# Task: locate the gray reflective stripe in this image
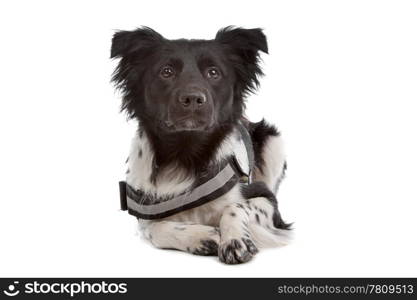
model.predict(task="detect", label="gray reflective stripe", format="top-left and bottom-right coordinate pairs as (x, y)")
top-left (127, 163), bottom-right (236, 215)
top-left (237, 121), bottom-right (255, 172)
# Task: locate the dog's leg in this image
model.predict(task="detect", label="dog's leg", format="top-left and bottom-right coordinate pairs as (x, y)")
top-left (242, 182), bottom-right (292, 248)
top-left (242, 181), bottom-right (290, 230)
top-left (218, 194), bottom-right (290, 264)
top-left (246, 196), bottom-right (284, 229)
top-left (218, 202), bottom-right (259, 264)
top-left (143, 221), bottom-right (220, 256)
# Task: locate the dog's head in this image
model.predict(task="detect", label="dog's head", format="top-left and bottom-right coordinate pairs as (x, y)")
top-left (111, 26), bottom-right (267, 133)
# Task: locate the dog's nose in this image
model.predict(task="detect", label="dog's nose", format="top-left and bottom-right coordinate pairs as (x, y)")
top-left (178, 92), bottom-right (207, 109)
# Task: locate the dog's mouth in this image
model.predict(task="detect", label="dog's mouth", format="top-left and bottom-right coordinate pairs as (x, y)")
top-left (164, 116), bottom-right (212, 132)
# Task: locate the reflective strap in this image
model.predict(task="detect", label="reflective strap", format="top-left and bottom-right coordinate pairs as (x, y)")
top-left (236, 121), bottom-right (255, 180)
top-left (126, 163), bottom-right (237, 219)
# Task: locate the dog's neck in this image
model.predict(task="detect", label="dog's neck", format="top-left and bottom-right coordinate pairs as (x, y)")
top-left (141, 123), bottom-right (234, 181)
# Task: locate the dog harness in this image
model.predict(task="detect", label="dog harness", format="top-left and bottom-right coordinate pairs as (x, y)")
top-left (119, 122), bottom-right (254, 220)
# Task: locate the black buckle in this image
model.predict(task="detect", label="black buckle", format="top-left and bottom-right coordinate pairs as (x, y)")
top-left (119, 181), bottom-right (127, 211)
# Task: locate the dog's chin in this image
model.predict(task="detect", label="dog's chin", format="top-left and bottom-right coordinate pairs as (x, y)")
top-left (164, 118), bottom-right (213, 132)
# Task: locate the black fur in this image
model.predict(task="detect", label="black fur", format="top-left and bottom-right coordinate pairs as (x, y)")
top-left (145, 124), bottom-right (233, 181)
top-left (111, 26), bottom-right (267, 179)
top-left (192, 239), bottom-right (219, 256)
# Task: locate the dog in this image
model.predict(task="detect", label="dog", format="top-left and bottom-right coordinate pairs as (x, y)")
top-left (111, 26), bottom-right (291, 264)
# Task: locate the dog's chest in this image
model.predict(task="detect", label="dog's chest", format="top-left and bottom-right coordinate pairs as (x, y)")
top-left (126, 133), bottom-right (194, 197)
top-left (125, 129), bottom-right (248, 224)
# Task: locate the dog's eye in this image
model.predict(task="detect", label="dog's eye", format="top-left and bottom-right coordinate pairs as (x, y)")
top-left (206, 67), bottom-right (221, 79)
top-left (160, 66), bottom-right (175, 78)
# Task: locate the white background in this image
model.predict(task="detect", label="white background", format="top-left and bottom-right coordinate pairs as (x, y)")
top-left (0, 0), bottom-right (416, 277)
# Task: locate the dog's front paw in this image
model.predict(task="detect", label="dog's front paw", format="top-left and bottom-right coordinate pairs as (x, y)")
top-left (218, 238), bottom-right (259, 264)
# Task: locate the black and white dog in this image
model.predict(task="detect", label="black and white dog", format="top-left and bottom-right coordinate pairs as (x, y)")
top-left (111, 26), bottom-right (291, 264)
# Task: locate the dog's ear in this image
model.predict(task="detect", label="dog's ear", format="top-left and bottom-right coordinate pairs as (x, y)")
top-left (215, 26), bottom-right (268, 55)
top-left (215, 26), bottom-right (268, 95)
top-left (110, 27), bottom-right (164, 58)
